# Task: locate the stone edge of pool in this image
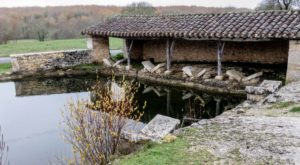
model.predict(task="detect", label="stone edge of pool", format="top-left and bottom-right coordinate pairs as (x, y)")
top-left (0, 65), bottom-right (246, 96)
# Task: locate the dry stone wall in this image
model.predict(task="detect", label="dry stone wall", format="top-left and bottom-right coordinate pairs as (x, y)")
top-left (11, 49), bottom-right (92, 73)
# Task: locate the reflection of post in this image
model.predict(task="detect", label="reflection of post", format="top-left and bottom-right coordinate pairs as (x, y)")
top-left (166, 89), bottom-right (171, 115)
top-left (215, 98), bottom-right (222, 116)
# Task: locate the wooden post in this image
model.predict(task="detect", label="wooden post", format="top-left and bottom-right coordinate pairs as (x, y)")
top-left (166, 39), bottom-right (175, 71)
top-left (217, 40), bottom-right (225, 76)
top-left (125, 39), bottom-right (134, 67)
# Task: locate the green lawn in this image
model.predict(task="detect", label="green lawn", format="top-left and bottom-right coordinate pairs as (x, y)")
top-left (115, 138), bottom-right (215, 165)
top-left (0, 38), bottom-right (123, 57)
top-left (0, 63), bottom-right (11, 74)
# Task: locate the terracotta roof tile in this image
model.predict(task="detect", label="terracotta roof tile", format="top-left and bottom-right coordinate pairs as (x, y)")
top-left (82, 10), bottom-right (300, 40)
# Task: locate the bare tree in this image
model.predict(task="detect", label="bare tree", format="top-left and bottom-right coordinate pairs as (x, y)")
top-left (256, 0), bottom-right (300, 10)
top-left (121, 2), bottom-right (156, 16)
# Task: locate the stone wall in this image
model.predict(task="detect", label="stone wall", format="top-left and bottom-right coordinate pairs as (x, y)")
top-left (286, 40), bottom-right (300, 83)
top-left (91, 37), bottom-right (110, 63)
top-left (138, 40), bottom-right (289, 64)
top-left (11, 49), bottom-right (91, 73)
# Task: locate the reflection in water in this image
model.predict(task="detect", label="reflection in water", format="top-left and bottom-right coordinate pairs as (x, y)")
top-left (0, 127), bottom-right (8, 165)
top-left (13, 76), bottom-right (244, 124)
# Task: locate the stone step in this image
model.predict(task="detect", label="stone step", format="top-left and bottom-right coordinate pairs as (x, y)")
top-left (140, 114), bottom-right (180, 141)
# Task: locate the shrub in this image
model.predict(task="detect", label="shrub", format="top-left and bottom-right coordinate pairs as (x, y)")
top-left (62, 77), bottom-right (145, 164)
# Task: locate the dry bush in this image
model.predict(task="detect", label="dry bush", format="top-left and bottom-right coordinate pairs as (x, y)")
top-left (62, 78), bottom-right (145, 165)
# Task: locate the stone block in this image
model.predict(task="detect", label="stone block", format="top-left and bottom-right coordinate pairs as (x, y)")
top-left (141, 114), bottom-right (180, 141)
top-left (245, 86), bottom-right (268, 95)
top-left (182, 66), bottom-right (194, 77)
top-left (215, 75), bottom-right (225, 80)
top-left (196, 69), bottom-right (207, 78)
top-left (226, 70), bottom-right (245, 82)
top-left (247, 94), bottom-right (267, 102)
top-left (260, 80), bottom-right (282, 93)
top-left (142, 60), bottom-right (155, 72)
top-left (242, 72), bottom-right (263, 82)
top-left (103, 58), bottom-right (114, 67)
top-left (151, 63), bottom-right (165, 73)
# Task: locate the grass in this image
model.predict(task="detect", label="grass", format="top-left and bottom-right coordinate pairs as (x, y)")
top-left (290, 106), bottom-right (300, 113)
top-left (0, 63), bottom-right (11, 74)
top-left (269, 102), bottom-right (295, 109)
top-left (0, 38), bottom-right (123, 57)
top-left (115, 138), bottom-right (215, 165)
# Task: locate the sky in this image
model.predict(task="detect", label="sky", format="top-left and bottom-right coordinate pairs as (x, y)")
top-left (0, 0), bottom-right (262, 9)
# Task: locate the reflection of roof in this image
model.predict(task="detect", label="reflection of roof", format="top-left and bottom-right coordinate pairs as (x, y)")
top-left (82, 10), bottom-right (300, 40)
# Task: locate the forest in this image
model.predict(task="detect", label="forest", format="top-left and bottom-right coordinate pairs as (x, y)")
top-left (0, 5), bottom-right (249, 44)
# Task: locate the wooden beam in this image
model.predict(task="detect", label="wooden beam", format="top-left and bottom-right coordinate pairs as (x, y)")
top-left (217, 40), bottom-right (225, 76)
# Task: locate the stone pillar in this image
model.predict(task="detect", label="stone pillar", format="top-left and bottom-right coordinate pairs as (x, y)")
top-left (286, 40), bottom-right (300, 83)
top-left (90, 37), bottom-right (110, 63)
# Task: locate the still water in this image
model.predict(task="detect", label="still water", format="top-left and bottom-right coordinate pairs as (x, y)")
top-left (0, 76), bottom-right (243, 164)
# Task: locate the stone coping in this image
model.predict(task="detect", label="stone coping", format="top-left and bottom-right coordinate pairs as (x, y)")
top-left (10, 49), bottom-right (91, 57)
top-left (0, 66), bottom-right (246, 96)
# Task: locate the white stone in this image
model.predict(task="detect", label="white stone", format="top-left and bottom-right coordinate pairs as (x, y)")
top-left (182, 66), bottom-right (194, 77)
top-left (122, 119), bottom-right (149, 142)
top-left (242, 72), bottom-right (263, 82)
top-left (141, 114), bottom-right (180, 141)
top-left (164, 70), bottom-right (172, 76)
top-left (151, 63), bottom-right (166, 73)
top-left (182, 92), bottom-right (193, 100)
top-left (196, 69), bottom-right (207, 78)
top-left (260, 80), bottom-right (282, 93)
top-left (142, 61), bottom-right (155, 72)
top-left (113, 58), bottom-right (127, 67)
top-left (215, 75), bottom-right (225, 80)
top-left (226, 70), bottom-right (245, 82)
top-left (245, 86), bottom-right (268, 95)
top-left (103, 58), bottom-right (114, 67)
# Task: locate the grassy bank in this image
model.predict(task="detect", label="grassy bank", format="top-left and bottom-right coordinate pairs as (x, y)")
top-left (0, 38), bottom-right (123, 57)
top-left (114, 136), bottom-right (215, 165)
top-left (0, 63), bottom-right (11, 74)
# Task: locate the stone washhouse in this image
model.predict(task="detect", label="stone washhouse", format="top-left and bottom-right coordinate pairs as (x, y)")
top-left (82, 10), bottom-right (300, 84)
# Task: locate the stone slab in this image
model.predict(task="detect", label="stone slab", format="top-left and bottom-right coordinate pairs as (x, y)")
top-left (260, 80), bottom-right (282, 93)
top-left (141, 114), bottom-right (180, 141)
top-left (151, 63), bottom-right (165, 73)
top-left (122, 119), bottom-right (149, 142)
top-left (196, 69), bottom-right (207, 78)
top-left (245, 86), bottom-right (268, 95)
top-left (182, 66), bottom-right (194, 77)
top-left (142, 61), bottom-right (155, 72)
top-left (242, 72), bottom-right (263, 82)
top-left (226, 70), bottom-right (245, 82)
top-left (103, 58), bottom-right (114, 67)
top-left (247, 94), bottom-right (267, 102)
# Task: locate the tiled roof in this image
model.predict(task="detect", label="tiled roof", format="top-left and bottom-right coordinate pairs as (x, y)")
top-left (82, 10), bottom-right (300, 40)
